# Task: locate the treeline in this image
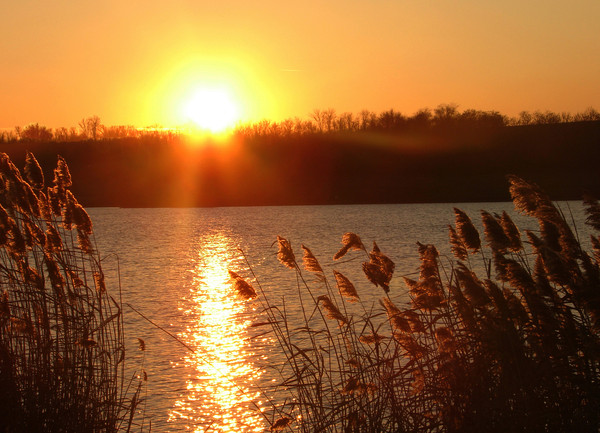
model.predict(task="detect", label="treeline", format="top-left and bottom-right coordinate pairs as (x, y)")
top-left (236, 105), bottom-right (600, 138)
top-left (2, 106), bottom-right (600, 207)
top-left (0, 116), bottom-right (181, 143)
top-left (2, 105), bottom-right (600, 142)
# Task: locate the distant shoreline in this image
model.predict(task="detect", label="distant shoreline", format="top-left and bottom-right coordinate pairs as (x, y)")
top-left (2, 121), bottom-right (599, 208)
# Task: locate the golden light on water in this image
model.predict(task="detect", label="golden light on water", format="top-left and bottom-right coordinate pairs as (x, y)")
top-left (170, 232), bottom-right (265, 432)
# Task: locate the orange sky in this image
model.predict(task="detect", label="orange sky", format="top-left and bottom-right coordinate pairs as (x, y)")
top-left (2, 0), bottom-right (599, 129)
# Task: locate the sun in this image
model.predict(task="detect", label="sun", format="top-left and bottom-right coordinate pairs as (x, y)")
top-left (183, 87), bottom-right (240, 134)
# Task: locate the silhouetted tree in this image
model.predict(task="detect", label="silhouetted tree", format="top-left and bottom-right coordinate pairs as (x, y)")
top-left (359, 110), bottom-right (377, 130)
top-left (20, 123), bottom-right (53, 141)
top-left (79, 115), bottom-right (102, 140)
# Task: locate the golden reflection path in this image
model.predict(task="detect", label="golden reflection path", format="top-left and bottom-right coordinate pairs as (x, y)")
top-left (169, 232), bottom-right (265, 432)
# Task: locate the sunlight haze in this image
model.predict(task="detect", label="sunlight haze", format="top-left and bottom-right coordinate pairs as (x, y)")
top-left (1, 0), bottom-right (599, 128)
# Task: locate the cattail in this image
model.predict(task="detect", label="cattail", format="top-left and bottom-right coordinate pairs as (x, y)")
top-left (301, 244), bottom-right (323, 273)
top-left (228, 270), bottom-right (257, 300)
top-left (270, 416), bottom-right (292, 431)
top-left (481, 210), bottom-right (511, 252)
top-left (333, 232), bottom-right (364, 260)
top-left (381, 297), bottom-right (411, 333)
top-left (453, 208), bottom-right (481, 252)
top-left (500, 211), bottom-right (522, 252)
top-left (448, 225), bottom-right (468, 260)
top-left (333, 270), bottom-right (359, 302)
top-left (317, 295), bottom-right (347, 325)
top-left (24, 151), bottom-right (44, 190)
top-left (276, 235), bottom-right (296, 269)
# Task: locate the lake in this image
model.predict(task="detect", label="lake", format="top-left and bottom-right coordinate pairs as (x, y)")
top-left (88, 201), bottom-right (589, 432)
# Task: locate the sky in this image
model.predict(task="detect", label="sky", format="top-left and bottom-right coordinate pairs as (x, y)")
top-left (1, 0), bottom-right (599, 129)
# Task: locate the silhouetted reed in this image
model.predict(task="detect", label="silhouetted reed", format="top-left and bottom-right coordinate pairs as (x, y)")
top-left (234, 175), bottom-right (600, 432)
top-left (0, 152), bottom-right (142, 432)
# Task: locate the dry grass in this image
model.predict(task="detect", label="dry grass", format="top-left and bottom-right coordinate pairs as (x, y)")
top-left (0, 152), bottom-right (143, 432)
top-left (234, 175), bottom-right (600, 432)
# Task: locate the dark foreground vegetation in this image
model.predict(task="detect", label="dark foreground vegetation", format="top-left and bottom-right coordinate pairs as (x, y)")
top-left (237, 176), bottom-right (600, 432)
top-left (2, 150), bottom-right (600, 432)
top-left (1, 106), bottom-right (599, 207)
top-left (0, 153), bottom-right (144, 431)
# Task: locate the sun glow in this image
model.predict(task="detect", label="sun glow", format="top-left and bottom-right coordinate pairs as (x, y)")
top-left (183, 87), bottom-right (240, 134)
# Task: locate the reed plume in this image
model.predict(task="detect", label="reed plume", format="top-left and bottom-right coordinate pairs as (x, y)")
top-left (448, 225), bottom-right (468, 260)
top-left (333, 270), bottom-right (359, 302)
top-left (333, 232), bottom-right (364, 260)
top-left (228, 270), bottom-right (257, 300)
top-left (301, 244), bottom-right (323, 273)
top-left (363, 241), bottom-right (395, 292)
top-left (453, 208), bottom-right (481, 252)
top-left (0, 152), bottom-right (142, 432)
top-left (481, 210), bottom-right (511, 252)
top-left (24, 151), bottom-right (44, 190)
top-left (276, 235), bottom-right (296, 269)
top-left (500, 211), bottom-right (522, 251)
top-left (243, 173), bottom-right (600, 433)
top-left (317, 295), bottom-right (347, 325)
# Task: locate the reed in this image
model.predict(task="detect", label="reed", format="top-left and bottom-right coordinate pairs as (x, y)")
top-left (234, 175), bottom-right (600, 432)
top-left (0, 152), bottom-right (142, 432)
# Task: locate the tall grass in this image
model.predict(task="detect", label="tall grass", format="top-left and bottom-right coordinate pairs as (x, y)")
top-left (0, 152), bottom-right (142, 431)
top-left (234, 176), bottom-right (600, 432)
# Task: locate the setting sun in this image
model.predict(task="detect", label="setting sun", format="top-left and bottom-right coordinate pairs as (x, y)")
top-left (183, 87), bottom-right (240, 134)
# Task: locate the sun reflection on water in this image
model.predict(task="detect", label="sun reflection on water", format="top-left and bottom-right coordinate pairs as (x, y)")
top-left (169, 232), bottom-right (265, 432)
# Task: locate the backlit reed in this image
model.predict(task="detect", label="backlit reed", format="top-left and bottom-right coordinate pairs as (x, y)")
top-left (233, 175), bottom-right (600, 432)
top-left (0, 152), bottom-right (143, 432)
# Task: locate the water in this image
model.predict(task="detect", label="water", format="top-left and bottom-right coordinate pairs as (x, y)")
top-left (88, 202), bottom-right (589, 432)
